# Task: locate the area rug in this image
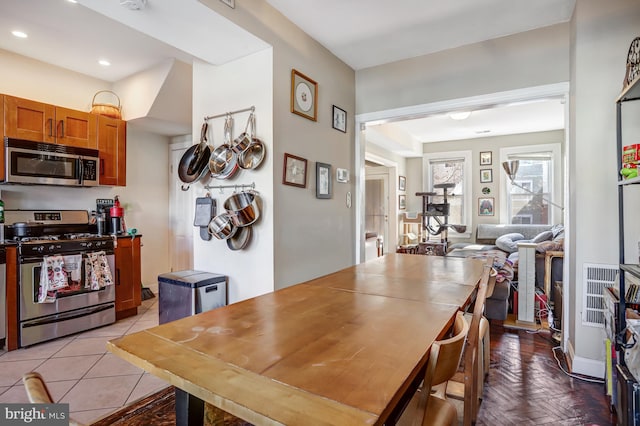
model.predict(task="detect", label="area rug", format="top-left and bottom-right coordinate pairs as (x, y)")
top-left (92, 387), bottom-right (176, 426)
top-left (91, 386), bottom-right (252, 426)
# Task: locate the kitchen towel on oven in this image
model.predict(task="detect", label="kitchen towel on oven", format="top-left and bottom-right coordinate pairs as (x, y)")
top-left (38, 255), bottom-right (69, 303)
top-left (63, 254), bottom-right (83, 292)
top-left (85, 251), bottom-right (114, 290)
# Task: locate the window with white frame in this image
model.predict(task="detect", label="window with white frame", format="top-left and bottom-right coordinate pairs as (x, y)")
top-left (423, 151), bottom-right (472, 238)
top-left (500, 144), bottom-right (562, 225)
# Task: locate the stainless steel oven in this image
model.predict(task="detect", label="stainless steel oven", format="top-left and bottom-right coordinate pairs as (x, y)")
top-left (4, 138), bottom-right (99, 187)
top-left (6, 209), bottom-right (117, 347)
top-left (19, 250), bottom-right (115, 347)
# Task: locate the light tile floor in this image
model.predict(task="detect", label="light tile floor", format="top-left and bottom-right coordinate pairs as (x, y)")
top-left (0, 284), bottom-right (167, 425)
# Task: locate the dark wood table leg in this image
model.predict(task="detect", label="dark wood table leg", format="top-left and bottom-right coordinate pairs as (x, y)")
top-left (175, 388), bottom-right (204, 426)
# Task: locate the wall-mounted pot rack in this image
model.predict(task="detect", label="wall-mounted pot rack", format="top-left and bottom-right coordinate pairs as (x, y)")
top-left (204, 106), bottom-right (255, 122)
top-left (204, 182), bottom-right (256, 193)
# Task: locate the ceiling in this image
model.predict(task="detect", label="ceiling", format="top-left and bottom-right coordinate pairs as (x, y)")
top-left (0, 0), bottom-right (573, 147)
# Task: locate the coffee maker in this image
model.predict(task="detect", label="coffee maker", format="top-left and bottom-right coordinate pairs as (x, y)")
top-left (96, 199), bottom-right (113, 234)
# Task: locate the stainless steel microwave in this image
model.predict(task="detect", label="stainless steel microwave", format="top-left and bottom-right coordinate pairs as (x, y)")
top-left (4, 138), bottom-right (99, 187)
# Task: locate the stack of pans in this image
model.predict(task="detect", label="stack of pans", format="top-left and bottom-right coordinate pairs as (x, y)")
top-left (208, 190), bottom-right (260, 251)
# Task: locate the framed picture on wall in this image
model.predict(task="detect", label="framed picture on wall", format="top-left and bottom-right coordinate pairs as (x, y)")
top-left (399, 194), bottom-right (406, 210)
top-left (316, 162), bottom-right (332, 199)
top-left (332, 105), bottom-right (347, 132)
top-left (480, 151), bottom-right (492, 165)
top-left (480, 169), bottom-right (493, 183)
top-left (478, 197), bottom-right (495, 216)
top-left (283, 153), bottom-right (308, 188)
top-left (291, 69), bottom-right (318, 121)
top-left (399, 176), bottom-right (406, 191)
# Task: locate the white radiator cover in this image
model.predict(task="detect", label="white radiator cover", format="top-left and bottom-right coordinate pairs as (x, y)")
top-left (582, 263), bottom-right (618, 327)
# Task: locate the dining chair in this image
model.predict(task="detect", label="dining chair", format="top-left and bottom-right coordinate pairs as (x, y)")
top-left (461, 261), bottom-right (493, 425)
top-left (22, 372), bottom-right (84, 426)
top-left (442, 260), bottom-right (494, 426)
top-left (463, 312), bottom-right (490, 395)
top-left (419, 310), bottom-right (470, 426)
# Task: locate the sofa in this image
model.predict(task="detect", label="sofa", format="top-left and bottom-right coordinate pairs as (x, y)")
top-left (446, 223), bottom-right (565, 321)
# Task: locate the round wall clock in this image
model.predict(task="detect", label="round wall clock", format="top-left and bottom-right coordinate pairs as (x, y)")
top-left (624, 37), bottom-right (640, 87)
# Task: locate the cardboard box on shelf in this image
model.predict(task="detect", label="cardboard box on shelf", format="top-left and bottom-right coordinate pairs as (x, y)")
top-left (623, 144), bottom-right (640, 164)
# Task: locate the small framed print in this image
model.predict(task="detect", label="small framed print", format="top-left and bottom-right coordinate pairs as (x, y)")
top-left (316, 162), bottom-right (332, 199)
top-left (480, 169), bottom-right (493, 183)
top-left (291, 69), bottom-right (318, 121)
top-left (399, 194), bottom-right (406, 210)
top-left (283, 153), bottom-right (308, 188)
top-left (480, 151), bottom-right (492, 165)
top-left (478, 197), bottom-right (495, 216)
top-left (399, 175), bottom-right (406, 191)
top-left (332, 105), bottom-right (347, 132)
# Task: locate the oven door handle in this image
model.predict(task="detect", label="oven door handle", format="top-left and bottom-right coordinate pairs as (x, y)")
top-left (21, 302), bottom-right (114, 328)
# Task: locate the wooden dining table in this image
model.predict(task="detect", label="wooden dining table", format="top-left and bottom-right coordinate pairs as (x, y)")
top-left (107, 253), bottom-right (487, 426)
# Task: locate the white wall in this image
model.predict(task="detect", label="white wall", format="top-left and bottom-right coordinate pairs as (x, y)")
top-left (199, 0), bottom-right (357, 289)
top-left (191, 49), bottom-right (275, 303)
top-left (569, 0), bottom-right (640, 369)
top-left (0, 49), bottom-right (171, 288)
top-left (356, 23), bottom-right (570, 115)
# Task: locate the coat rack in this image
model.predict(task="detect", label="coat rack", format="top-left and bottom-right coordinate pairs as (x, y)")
top-left (204, 106), bottom-right (255, 122)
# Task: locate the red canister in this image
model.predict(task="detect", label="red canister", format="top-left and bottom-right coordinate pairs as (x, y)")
top-left (109, 196), bottom-right (124, 218)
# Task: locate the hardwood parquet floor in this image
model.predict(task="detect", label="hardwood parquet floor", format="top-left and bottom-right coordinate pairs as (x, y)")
top-left (476, 322), bottom-right (615, 426)
top-left (93, 321), bottom-right (616, 425)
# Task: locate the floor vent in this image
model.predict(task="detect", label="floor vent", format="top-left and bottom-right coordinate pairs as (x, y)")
top-left (582, 263), bottom-right (618, 327)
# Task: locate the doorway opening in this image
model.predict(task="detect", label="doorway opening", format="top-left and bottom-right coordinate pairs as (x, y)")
top-left (169, 139), bottom-right (194, 273)
top-left (354, 83), bottom-right (570, 348)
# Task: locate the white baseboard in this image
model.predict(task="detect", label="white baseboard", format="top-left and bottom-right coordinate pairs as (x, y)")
top-left (567, 340), bottom-right (605, 379)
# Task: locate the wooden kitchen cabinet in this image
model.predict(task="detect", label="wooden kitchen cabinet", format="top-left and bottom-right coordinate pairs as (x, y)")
top-left (55, 106), bottom-right (97, 148)
top-left (4, 95), bottom-right (97, 148)
top-left (97, 115), bottom-right (126, 186)
top-left (114, 235), bottom-right (141, 320)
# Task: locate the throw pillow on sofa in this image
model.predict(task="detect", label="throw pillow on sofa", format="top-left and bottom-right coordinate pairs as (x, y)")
top-left (532, 230), bottom-right (554, 243)
top-left (495, 233), bottom-right (526, 253)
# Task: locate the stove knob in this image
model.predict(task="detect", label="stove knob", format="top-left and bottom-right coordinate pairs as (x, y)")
top-left (86, 241), bottom-right (93, 248)
top-left (36, 245), bottom-right (44, 253)
top-left (49, 245), bottom-right (55, 252)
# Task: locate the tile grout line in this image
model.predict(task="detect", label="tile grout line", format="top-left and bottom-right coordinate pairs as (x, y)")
top-left (0, 299), bottom-right (159, 415)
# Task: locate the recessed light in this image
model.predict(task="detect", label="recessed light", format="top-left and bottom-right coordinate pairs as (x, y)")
top-left (11, 30), bottom-right (28, 39)
top-left (67, 0), bottom-right (78, 3)
top-left (98, 59), bottom-right (111, 67)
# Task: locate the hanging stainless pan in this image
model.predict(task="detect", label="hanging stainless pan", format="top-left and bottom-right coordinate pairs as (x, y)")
top-left (238, 137), bottom-right (266, 170)
top-left (208, 213), bottom-right (237, 240)
top-left (231, 112), bottom-right (254, 154)
top-left (226, 224), bottom-right (252, 250)
top-left (179, 122), bottom-right (211, 190)
top-left (209, 115), bottom-right (238, 179)
top-left (223, 190), bottom-right (260, 227)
